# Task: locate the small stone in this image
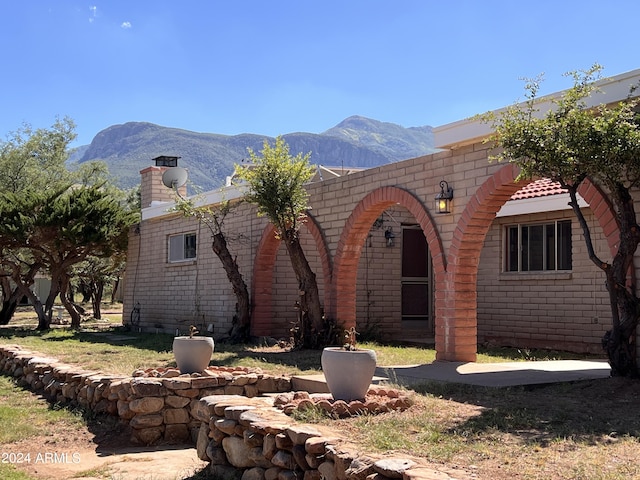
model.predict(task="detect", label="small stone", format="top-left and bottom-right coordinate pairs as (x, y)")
top-left (275, 432), bottom-right (293, 449)
top-left (345, 457), bottom-right (376, 480)
top-left (242, 467), bottom-right (266, 480)
top-left (318, 460), bottom-right (337, 480)
top-left (215, 418), bottom-right (238, 435)
top-left (223, 436), bottom-right (256, 468)
top-left (373, 458), bottom-right (417, 479)
top-left (130, 413), bottom-right (164, 429)
top-left (263, 433), bottom-right (277, 460)
top-left (286, 425), bottom-right (321, 446)
top-left (164, 423), bottom-right (190, 443)
top-left (129, 396), bottom-right (164, 414)
top-left (305, 436), bottom-right (332, 455)
top-left (207, 444), bottom-right (228, 464)
top-left (265, 467), bottom-right (282, 480)
top-left (244, 429), bottom-right (264, 447)
top-left (211, 464), bottom-right (243, 480)
top-left (292, 444), bottom-right (310, 470)
top-left (165, 395), bottom-right (191, 408)
top-left (271, 450), bottom-right (295, 470)
top-left (402, 467), bottom-right (450, 480)
top-left (162, 377), bottom-right (193, 390)
top-left (248, 446), bottom-right (273, 469)
top-left (164, 407), bottom-right (190, 424)
top-left (274, 393), bottom-right (294, 407)
top-left (303, 470), bottom-right (322, 480)
top-left (131, 427), bottom-right (163, 445)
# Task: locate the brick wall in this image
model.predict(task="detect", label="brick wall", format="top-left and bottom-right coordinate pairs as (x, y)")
top-left (124, 143), bottom-right (633, 360)
top-left (477, 208), bottom-right (611, 353)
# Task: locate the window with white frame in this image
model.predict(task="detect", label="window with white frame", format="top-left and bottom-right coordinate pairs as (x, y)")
top-left (505, 220), bottom-right (571, 272)
top-left (168, 233), bottom-right (197, 263)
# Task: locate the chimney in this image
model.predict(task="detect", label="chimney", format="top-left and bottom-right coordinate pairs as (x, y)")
top-left (140, 156), bottom-right (187, 208)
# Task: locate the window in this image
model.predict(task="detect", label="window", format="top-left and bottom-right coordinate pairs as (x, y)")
top-left (168, 233), bottom-right (196, 262)
top-left (506, 220), bottom-right (571, 272)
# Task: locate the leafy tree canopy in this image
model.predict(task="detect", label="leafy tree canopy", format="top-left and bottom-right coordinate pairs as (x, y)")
top-left (485, 64), bottom-right (640, 376)
top-left (236, 136), bottom-right (315, 235)
top-left (486, 64), bottom-right (640, 197)
top-left (0, 117), bottom-right (76, 194)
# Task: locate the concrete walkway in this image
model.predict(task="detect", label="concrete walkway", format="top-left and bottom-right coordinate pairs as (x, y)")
top-left (374, 359), bottom-right (612, 388)
top-left (292, 359), bottom-right (612, 392)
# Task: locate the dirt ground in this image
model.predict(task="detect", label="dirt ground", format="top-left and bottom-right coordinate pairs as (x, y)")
top-left (5, 376), bottom-right (640, 480)
top-left (6, 421), bottom-right (208, 480)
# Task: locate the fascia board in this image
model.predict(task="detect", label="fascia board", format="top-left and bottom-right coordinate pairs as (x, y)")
top-left (141, 185), bottom-right (244, 221)
top-left (434, 68), bottom-right (640, 150)
top-left (496, 193), bottom-right (587, 218)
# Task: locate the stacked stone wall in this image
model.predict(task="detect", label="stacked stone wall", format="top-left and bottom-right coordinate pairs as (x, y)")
top-left (191, 393), bottom-right (465, 480)
top-left (0, 345), bottom-right (291, 445)
top-left (0, 344), bottom-right (470, 480)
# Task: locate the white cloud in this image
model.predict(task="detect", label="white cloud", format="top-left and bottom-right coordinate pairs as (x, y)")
top-left (89, 5), bottom-right (97, 23)
top-left (121, 21), bottom-right (132, 29)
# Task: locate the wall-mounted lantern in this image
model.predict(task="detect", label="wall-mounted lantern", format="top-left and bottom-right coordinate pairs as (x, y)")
top-left (435, 180), bottom-right (454, 214)
top-left (384, 227), bottom-right (396, 247)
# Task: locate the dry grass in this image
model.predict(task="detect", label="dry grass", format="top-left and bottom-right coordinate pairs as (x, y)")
top-left (1, 306), bottom-right (638, 479)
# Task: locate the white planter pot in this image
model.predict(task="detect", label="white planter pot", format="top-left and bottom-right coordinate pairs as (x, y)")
top-left (321, 347), bottom-right (377, 401)
top-left (172, 336), bottom-right (214, 374)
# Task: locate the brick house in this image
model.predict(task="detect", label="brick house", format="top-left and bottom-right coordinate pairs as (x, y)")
top-left (122, 69), bottom-right (640, 362)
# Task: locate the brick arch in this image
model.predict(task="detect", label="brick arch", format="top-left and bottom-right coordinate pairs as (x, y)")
top-left (250, 214), bottom-right (332, 337)
top-left (577, 179), bottom-right (620, 255)
top-left (330, 185), bottom-right (444, 329)
top-left (439, 164), bottom-right (524, 361)
top-left (439, 164), bottom-right (620, 361)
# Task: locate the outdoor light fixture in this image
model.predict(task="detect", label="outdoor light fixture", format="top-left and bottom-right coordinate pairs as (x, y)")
top-left (435, 180), bottom-right (454, 214)
top-left (384, 227), bottom-right (396, 247)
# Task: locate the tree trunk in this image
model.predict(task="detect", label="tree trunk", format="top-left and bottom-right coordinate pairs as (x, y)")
top-left (211, 232), bottom-right (250, 342)
top-left (24, 288), bottom-right (50, 331)
top-left (0, 280), bottom-right (21, 325)
top-left (569, 184), bottom-right (640, 376)
top-left (283, 228), bottom-right (325, 348)
top-left (4, 261), bottom-right (47, 329)
top-left (59, 275), bottom-right (83, 328)
top-left (78, 279), bottom-right (92, 303)
top-left (111, 277), bottom-right (120, 304)
top-left (91, 281), bottom-right (104, 320)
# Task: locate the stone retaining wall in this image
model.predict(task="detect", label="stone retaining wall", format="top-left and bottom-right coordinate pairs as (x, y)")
top-left (0, 345), bottom-right (291, 445)
top-left (191, 394), bottom-right (468, 480)
top-left (0, 344), bottom-right (469, 480)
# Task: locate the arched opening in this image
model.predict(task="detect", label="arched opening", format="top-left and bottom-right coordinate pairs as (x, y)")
top-left (331, 186), bottom-right (445, 341)
top-left (251, 215), bottom-right (332, 339)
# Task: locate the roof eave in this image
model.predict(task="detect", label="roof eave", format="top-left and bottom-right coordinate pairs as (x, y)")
top-left (433, 68), bottom-right (640, 150)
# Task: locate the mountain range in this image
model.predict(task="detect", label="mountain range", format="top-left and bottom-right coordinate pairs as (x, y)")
top-left (70, 116), bottom-right (436, 192)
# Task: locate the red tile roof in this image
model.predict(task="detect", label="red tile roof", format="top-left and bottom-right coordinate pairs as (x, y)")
top-left (511, 178), bottom-right (567, 200)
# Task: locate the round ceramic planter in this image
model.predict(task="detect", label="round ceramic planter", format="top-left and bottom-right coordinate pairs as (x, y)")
top-left (321, 347), bottom-right (377, 401)
top-left (172, 336), bottom-right (214, 374)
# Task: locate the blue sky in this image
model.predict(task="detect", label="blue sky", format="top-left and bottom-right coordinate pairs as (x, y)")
top-left (3, 1), bottom-right (640, 147)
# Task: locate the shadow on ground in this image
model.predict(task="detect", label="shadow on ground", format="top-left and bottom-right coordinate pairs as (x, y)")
top-left (409, 375), bottom-right (640, 444)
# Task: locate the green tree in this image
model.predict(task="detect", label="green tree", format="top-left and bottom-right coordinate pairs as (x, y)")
top-left (236, 136), bottom-right (327, 348)
top-left (486, 64), bottom-right (640, 376)
top-left (0, 119), bottom-right (138, 328)
top-left (0, 185), bottom-right (137, 329)
top-left (172, 196), bottom-right (251, 342)
top-left (0, 118), bottom-right (76, 322)
top-left (73, 253), bottom-right (126, 320)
